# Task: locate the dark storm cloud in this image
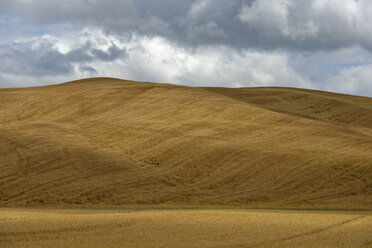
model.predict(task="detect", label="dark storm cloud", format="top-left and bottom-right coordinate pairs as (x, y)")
top-left (0, 40), bottom-right (127, 76)
top-left (91, 44), bottom-right (125, 62)
top-left (0, 42), bottom-right (73, 76)
top-left (1, 0), bottom-right (372, 52)
top-left (65, 42), bottom-right (94, 63)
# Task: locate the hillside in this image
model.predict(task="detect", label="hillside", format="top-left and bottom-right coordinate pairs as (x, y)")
top-left (0, 77), bottom-right (371, 209)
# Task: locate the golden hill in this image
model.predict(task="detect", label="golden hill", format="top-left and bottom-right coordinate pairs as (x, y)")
top-left (0, 77), bottom-right (371, 209)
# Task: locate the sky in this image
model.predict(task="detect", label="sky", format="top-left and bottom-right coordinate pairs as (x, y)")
top-left (0, 0), bottom-right (372, 96)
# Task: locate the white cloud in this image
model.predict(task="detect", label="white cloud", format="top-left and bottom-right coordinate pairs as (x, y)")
top-left (325, 64), bottom-right (372, 96)
top-left (0, 28), bottom-right (310, 90)
top-left (238, 0), bottom-right (372, 48)
top-left (0, 1), bottom-right (372, 96)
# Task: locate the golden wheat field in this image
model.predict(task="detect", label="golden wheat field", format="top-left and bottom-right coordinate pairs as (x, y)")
top-left (0, 77), bottom-right (372, 247)
top-left (0, 208), bottom-right (371, 248)
top-left (0, 77), bottom-right (371, 209)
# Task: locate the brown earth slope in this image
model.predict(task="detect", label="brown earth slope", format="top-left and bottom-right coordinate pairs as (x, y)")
top-left (0, 77), bottom-right (371, 209)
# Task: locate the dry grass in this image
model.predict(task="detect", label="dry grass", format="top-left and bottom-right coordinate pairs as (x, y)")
top-left (1, 208), bottom-right (371, 248)
top-left (0, 77), bottom-right (371, 209)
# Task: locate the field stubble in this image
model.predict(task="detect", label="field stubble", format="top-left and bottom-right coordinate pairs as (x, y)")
top-left (0, 78), bottom-right (372, 247)
top-left (0, 78), bottom-right (371, 209)
top-left (0, 208), bottom-right (371, 248)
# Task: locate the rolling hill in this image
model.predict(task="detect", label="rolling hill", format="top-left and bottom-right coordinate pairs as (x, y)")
top-left (0, 77), bottom-right (371, 209)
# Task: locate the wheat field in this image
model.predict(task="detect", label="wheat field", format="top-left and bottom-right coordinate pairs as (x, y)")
top-left (1, 208), bottom-right (371, 248)
top-left (1, 77), bottom-right (372, 247)
top-left (0, 77), bottom-right (371, 209)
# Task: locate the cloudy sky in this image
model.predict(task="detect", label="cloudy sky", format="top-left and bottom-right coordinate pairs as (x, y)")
top-left (0, 0), bottom-right (372, 96)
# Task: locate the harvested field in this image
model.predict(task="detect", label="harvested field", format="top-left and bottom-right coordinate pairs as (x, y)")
top-left (0, 208), bottom-right (371, 248)
top-left (1, 77), bottom-right (372, 247)
top-left (0, 78), bottom-right (372, 209)
top-left (0, 77), bottom-right (371, 209)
